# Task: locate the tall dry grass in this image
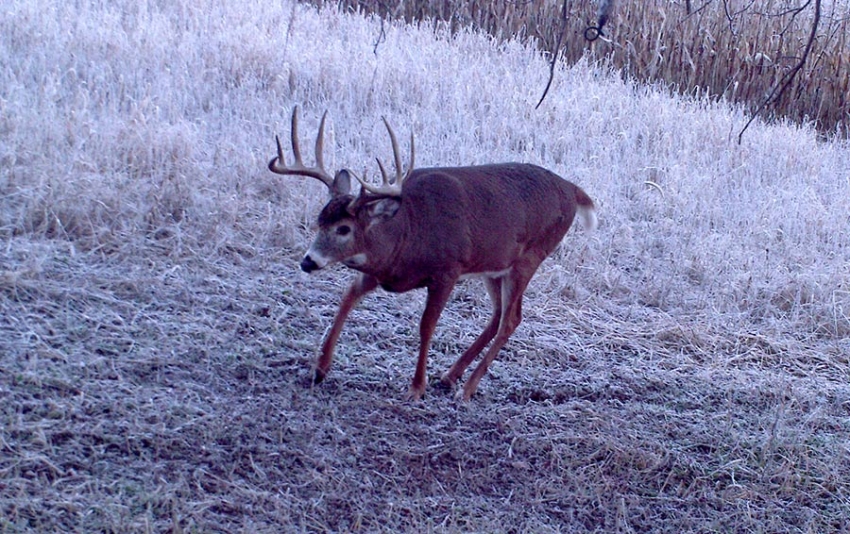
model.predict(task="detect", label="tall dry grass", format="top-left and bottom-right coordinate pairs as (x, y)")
top-left (327, 0), bottom-right (850, 136)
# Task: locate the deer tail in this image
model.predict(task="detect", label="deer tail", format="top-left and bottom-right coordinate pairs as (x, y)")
top-left (575, 186), bottom-right (597, 231)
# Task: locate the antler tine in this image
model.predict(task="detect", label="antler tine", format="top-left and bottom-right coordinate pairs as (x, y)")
top-left (375, 158), bottom-right (391, 187)
top-left (406, 131), bottom-right (415, 181)
top-left (354, 117), bottom-right (415, 196)
top-left (289, 105), bottom-right (303, 166)
top-left (268, 106), bottom-right (335, 191)
top-left (382, 117), bottom-right (404, 185)
top-left (315, 111), bottom-right (328, 172)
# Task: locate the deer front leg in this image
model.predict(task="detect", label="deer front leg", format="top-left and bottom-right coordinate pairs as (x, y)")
top-left (407, 279), bottom-right (456, 401)
top-left (314, 273), bottom-right (378, 384)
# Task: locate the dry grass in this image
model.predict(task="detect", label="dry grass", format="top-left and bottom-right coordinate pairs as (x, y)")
top-left (2, 0), bottom-right (850, 532)
top-left (329, 0), bottom-right (850, 136)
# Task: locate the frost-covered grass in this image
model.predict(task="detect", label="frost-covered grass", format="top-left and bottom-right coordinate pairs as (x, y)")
top-left (4, 0), bottom-right (849, 338)
top-left (2, 1), bottom-right (850, 532)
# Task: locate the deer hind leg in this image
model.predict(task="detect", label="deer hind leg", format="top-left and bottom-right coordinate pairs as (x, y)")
top-left (440, 277), bottom-right (502, 388)
top-left (407, 279), bottom-right (457, 401)
top-left (314, 273), bottom-right (378, 384)
top-left (461, 259), bottom-right (541, 401)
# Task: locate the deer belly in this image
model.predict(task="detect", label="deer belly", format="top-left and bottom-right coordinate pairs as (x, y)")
top-left (459, 267), bottom-right (511, 281)
top-left (378, 277), bottom-right (428, 293)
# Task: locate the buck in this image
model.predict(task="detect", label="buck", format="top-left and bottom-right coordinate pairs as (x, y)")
top-left (269, 107), bottom-right (596, 401)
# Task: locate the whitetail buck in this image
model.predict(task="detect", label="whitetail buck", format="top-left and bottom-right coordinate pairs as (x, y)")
top-left (269, 107), bottom-right (596, 401)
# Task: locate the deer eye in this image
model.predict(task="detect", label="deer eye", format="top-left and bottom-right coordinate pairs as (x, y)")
top-left (336, 225), bottom-right (351, 236)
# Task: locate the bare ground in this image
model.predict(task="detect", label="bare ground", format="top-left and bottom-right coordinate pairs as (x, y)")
top-left (2, 236), bottom-right (849, 533)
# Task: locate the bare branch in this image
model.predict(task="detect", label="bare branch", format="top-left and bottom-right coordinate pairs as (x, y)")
top-left (738, 0), bottom-right (822, 143)
top-left (373, 16), bottom-right (387, 56)
top-left (536, 0), bottom-right (569, 109)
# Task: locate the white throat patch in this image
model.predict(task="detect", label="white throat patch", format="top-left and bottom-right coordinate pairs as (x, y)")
top-left (343, 253), bottom-right (368, 267)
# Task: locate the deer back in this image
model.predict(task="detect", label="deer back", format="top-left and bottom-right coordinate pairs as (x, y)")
top-left (349, 163), bottom-right (584, 291)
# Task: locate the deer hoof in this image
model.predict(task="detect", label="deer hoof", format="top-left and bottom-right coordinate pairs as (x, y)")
top-left (313, 368), bottom-right (326, 384)
top-left (405, 385), bottom-right (426, 402)
top-left (459, 383), bottom-right (478, 402)
top-left (433, 375), bottom-right (457, 393)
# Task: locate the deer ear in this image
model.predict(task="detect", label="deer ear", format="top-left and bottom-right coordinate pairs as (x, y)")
top-left (365, 198), bottom-right (401, 221)
top-left (332, 170), bottom-right (352, 197)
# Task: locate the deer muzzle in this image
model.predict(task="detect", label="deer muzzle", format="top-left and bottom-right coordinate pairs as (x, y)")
top-left (300, 255), bottom-right (321, 273)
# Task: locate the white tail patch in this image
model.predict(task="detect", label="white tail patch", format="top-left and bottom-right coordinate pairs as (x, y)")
top-left (578, 205), bottom-right (598, 232)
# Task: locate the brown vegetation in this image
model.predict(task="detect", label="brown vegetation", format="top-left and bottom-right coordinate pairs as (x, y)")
top-left (325, 0), bottom-right (850, 136)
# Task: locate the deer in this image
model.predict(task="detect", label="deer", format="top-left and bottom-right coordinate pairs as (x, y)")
top-left (269, 107), bottom-right (596, 401)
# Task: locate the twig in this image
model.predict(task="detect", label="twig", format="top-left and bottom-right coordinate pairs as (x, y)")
top-left (738, 0), bottom-right (821, 143)
top-left (374, 17), bottom-right (387, 56)
top-left (536, 0), bottom-right (569, 109)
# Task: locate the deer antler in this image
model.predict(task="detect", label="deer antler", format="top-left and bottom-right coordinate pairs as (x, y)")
top-left (355, 117), bottom-right (415, 197)
top-left (268, 107), bottom-right (335, 191)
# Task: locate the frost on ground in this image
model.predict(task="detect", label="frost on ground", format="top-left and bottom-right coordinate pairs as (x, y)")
top-left (1, 1), bottom-right (849, 532)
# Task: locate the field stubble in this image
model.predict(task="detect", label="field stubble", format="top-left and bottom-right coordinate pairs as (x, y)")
top-left (2, 0), bottom-right (850, 532)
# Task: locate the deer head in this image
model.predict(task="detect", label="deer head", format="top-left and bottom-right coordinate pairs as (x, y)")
top-left (268, 107), bottom-right (414, 274)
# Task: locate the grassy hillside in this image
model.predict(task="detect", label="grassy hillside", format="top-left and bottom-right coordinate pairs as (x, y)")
top-left (1, 0), bottom-right (849, 531)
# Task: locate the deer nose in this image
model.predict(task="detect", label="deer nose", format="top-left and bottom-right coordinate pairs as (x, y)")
top-left (300, 255), bottom-right (320, 273)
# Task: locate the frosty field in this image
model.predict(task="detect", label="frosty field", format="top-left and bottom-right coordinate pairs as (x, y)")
top-left (1, 1), bottom-right (849, 531)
